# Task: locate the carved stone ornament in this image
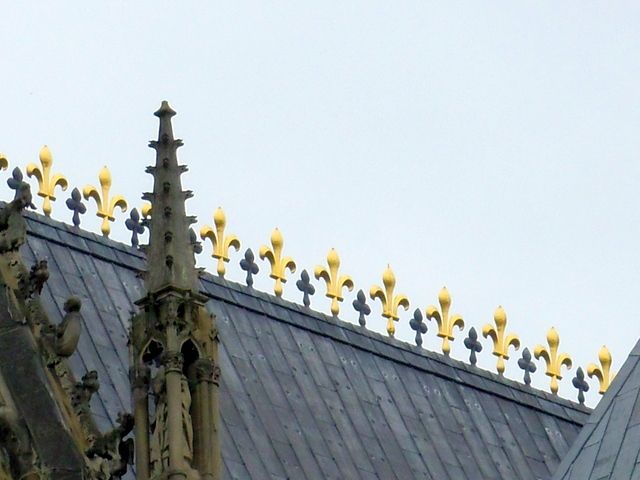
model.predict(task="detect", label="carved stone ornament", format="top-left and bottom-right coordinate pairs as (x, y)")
top-left (71, 371), bottom-right (100, 416)
top-left (150, 366), bottom-right (194, 477)
top-left (190, 358), bottom-right (216, 384)
top-left (0, 180), bottom-right (35, 254)
top-left (161, 351), bottom-right (184, 372)
top-left (54, 297), bottom-right (82, 357)
top-left (131, 364), bottom-right (151, 391)
top-left (85, 412), bottom-right (134, 479)
top-left (160, 297), bottom-right (182, 329)
top-left (27, 260), bottom-right (49, 297)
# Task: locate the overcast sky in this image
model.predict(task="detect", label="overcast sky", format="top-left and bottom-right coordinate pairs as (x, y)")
top-left (2, 2), bottom-right (639, 404)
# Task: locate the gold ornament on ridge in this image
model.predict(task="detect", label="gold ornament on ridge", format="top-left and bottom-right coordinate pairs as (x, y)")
top-left (369, 265), bottom-right (409, 337)
top-left (26, 146), bottom-right (68, 217)
top-left (141, 203), bottom-right (152, 218)
top-left (482, 306), bottom-right (520, 375)
top-left (259, 228), bottom-right (296, 297)
top-left (314, 248), bottom-right (354, 316)
top-left (83, 166), bottom-right (128, 237)
top-left (0, 154), bottom-right (8, 171)
top-left (534, 327), bottom-right (572, 395)
top-left (200, 207), bottom-right (241, 277)
top-left (587, 345), bottom-right (614, 395)
top-left (426, 287), bottom-right (464, 356)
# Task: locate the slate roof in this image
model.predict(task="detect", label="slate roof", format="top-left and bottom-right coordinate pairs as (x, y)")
top-left (552, 339), bottom-right (640, 480)
top-left (22, 210), bottom-right (591, 480)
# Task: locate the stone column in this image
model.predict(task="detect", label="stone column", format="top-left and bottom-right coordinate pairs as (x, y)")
top-left (163, 349), bottom-right (187, 480)
top-left (132, 365), bottom-right (150, 480)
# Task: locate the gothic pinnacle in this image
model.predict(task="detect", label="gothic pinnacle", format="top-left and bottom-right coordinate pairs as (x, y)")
top-left (132, 103), bottom-right (221, 480)
top-left (154, 100), bottom-right (177, 144)
top-left (143, 101), bottom-right (199, 293)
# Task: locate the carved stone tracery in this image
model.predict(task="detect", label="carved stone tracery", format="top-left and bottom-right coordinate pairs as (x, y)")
top-left (85, 413), bottom-right (135, 480)
top-left (0, 180), bottom-right (134, 479)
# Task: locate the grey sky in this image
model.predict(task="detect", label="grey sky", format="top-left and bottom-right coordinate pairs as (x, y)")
top-left (2, 2), bottom-right (639, 404)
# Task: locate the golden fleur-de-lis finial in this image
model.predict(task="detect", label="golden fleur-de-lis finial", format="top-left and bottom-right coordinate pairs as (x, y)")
top-left (26, 146), bottom-right (68, 216)
top-left (141, 202), bottom-right (152, 218)
top-left (370, 265), bottom-right (409, 337)
top-left (534, 327), bottom-right (572, 394)
top-left (83, 166), bottom-right (128, 237)
top-left (426, 287), bottom-right (464, 356)
top-left (314, 248), bottom-right (354, 316)
top-left (0, 153), bottom-right (8, 171)
top-left (259, 228), bottom-right (296, 297)
top-left (587, 345), bottom-right (614, 395)
top-left (200, 207), bottom-right (241, 277)
top-left (482, 306), bottom-right (520, 375)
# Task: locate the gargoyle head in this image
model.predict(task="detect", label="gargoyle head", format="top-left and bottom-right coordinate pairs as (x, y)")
top-left (64, 296), bottom-right (82, 313)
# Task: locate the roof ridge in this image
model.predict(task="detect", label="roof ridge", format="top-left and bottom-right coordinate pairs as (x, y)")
top-left (201, 271), bottom-right (590, 423)
top-left (22, 208), bottom-right (590, 423)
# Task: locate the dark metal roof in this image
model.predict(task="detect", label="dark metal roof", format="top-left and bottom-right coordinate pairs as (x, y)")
top-left (22, 211), bottom-right (590, 480)
top-left (552, 339), bottom-right (640, 480)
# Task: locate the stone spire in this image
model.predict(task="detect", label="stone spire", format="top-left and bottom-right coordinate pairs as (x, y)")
top-left (143, 101), bottom-right (199, 293)
top-left (131, 102), bottom-right (221, 480)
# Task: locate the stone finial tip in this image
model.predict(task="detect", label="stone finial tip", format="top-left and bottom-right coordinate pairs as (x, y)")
top-left (154, 101), bottom-right (176, 118)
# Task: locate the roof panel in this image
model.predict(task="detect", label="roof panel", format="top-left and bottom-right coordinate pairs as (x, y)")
top-left (25, 215), bottom-right (590, 480)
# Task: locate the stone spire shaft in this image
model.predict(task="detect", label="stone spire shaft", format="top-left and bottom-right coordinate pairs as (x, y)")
top-left (143, 101), bottom-right (198, 293)
top-left (132, 103), bottom-right (221, 480)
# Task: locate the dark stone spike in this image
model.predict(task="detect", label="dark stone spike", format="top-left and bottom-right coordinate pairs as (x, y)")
top-left (464, 327), bottom-right (483, 366)
top-left (141, 101), bottom-right (202, 296)
top-left (187, 216), bottom-right (197, 225)
top-left (141, 192), bottom-right (154, 202)
top-left (409, 308), bottom-right (427, 347)
top-left (239, 248), bottom-right (259, 287)
top-left (145, 166), bottom-right (156, 174)
top-left (572, 366), bottom-right (589, 405)
top-left (148, 140), bottom-right (159, 150)
top-left (125, 208), bottom-right (145, 248)
top-left (183, 190), bottom-right (194, 200)
top-left (296, 270), bottom-right (315, 308)
top-left (65, 187), bottom-right (86, 228)
top-left (7, 167), bottom-right (24, 201)
top-left (178, 165), bottom-right (188, 173)
top-left (154, 100), bottom-right (176, 118)
top-left (517, 347), bottom-right (537, 386)
top-left (352, 289), bottom-right (371, 327)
